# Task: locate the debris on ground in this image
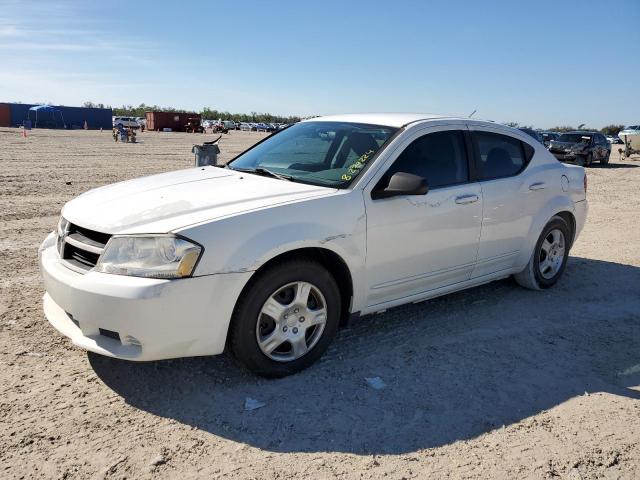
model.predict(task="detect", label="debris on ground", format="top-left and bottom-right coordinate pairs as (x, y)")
top-left (244, 397), bottom-right (266, 411)
top-left (365, 377), bottom-right (387, 390)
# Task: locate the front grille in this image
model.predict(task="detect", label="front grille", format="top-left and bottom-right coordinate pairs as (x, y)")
top-left (58, 221), bottom-right (111, 273)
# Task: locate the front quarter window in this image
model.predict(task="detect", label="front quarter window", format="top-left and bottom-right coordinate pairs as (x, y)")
top-left (228, 121), bottom-right (397, 188)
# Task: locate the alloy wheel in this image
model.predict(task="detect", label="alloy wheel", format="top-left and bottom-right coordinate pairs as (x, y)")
top-left (256, 281), bottom-right (328, 362)
top-left (538, 228), bottom-right (566, 279)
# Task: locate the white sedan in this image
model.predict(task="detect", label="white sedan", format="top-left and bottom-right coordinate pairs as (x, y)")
top-left (39, 113), bottom-right (588, 377)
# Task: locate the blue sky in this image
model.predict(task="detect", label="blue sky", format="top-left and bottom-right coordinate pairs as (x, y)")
top-left (1, 0), bottom-right (638, 128)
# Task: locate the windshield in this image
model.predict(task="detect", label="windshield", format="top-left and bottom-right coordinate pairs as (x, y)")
top-left (557, 133), bottom-right (591, 143)
top-left (228, 121), bottom-right (397, 188)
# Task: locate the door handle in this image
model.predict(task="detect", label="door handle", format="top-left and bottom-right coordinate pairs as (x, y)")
top-left (455, 194), bottom-right (479, 205)
top-left (529, 182), bottom-right (545, 191)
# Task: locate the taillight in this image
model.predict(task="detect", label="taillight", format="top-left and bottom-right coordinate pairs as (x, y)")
top-left (584, 173), bottom-right (587, 194)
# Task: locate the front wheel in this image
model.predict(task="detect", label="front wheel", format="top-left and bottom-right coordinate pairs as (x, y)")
top-left (584, 153), bottom-right (593, 167)
top-left (600, 150), bottom-right (610, 164)
top-left (229, 260), bottom-right (341, 377)
top-left (514, 217), bottom-right (571, 290)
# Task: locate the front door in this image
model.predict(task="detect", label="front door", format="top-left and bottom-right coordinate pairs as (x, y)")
top-left (363, 126), bottom-right (482, 308)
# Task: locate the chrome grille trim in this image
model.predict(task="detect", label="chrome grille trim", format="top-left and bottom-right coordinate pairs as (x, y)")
top-left (64, 234), bottom-right (105, 255)
top-left (57, 220), bottom-right (111, 273)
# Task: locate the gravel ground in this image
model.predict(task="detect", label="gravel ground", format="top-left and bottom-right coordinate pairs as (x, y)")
top-left (0, 128), bottom-right (639, 479)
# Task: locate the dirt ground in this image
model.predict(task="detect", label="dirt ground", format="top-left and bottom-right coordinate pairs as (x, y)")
top-left (1, 128), bottom-right (639, 479)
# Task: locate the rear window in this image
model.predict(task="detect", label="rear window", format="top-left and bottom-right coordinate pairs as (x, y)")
top-left (473, 131), bottom-right (532, 180)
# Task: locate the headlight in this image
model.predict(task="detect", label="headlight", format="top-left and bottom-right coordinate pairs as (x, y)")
top-left (95, 235), bottom-right (202, 279)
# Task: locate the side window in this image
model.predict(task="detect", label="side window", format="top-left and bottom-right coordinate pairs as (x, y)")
top-left (382, 130), bottom-right (469, 189)
top-left (473, 131), bottom-right (530, 180)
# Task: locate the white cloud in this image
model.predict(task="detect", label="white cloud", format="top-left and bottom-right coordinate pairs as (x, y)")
top-left (0, 24), bottom-right (25, 37)
top-left (0, 42), bottom-right (94, 51)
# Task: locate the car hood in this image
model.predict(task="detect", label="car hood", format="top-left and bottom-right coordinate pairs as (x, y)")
top-left (62, 167), bottom-right (336, 234)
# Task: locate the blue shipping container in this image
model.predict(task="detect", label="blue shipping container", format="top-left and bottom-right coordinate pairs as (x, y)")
top-left (5, 103), bottom-right (113, 130)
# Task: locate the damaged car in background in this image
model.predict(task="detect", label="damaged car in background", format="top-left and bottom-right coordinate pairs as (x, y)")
top-left (39, 114), bottom-right (588, 377)
top-left (548, 131), bottom-right (611, 166)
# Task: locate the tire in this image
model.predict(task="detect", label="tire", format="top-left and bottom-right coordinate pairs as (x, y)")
top-left (600, 150), bottom-right (610, 165)
top-left (514, 216), bottom-right (571, 290)
top-left (229, 259), bottom-right (341, 377)
top-left (584, 153), bottom-right (593, 167)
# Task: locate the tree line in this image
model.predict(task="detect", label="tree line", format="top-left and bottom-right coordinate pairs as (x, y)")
top-left (85, 102), bottom-right (628, 134)
top-left (83, 102), bottom-right (301, 124)
top-left (503, 121), bottom-right (626, 136)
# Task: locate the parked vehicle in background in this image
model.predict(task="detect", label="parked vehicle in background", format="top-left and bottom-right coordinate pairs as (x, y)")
top-left (222, 120), bottom-right (236, 131)
top-left (240, 122), bottom-right (252, 131)
top-left (39, 113), bottom-right (587, 377)
top-left (256, 123), bottom-right (269, 132)
top-left (606, 135), bottom-right (622, 145)
top-left (618, 125), bottom-right (640, 148)
top-left (518, 128), bottom-right (544, 144)
top-left (185, 118), bottom-right (204, 133)
top-left (618, 125), bottom-right (640, 158)
top-left (548, 131), bottom-right (610, 166)
top-left (112, 117), bottom-right (139, 129)
top-left (540, 131), bottom-right (560, 147)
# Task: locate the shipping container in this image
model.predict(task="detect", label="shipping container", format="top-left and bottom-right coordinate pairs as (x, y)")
top-left (2, 102), bottom-right (113, 129)
top-left (0, 103), bottom-right (10, 127)
top-left (57, 105), bottom-right (113, 130)
top-left (145, 111), bottom-right (201, 132)
top-left (9, 103), bottom-right (31, 127)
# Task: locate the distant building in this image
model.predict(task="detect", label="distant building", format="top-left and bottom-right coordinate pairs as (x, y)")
top-left (0, 102), bottom-right (113, 130)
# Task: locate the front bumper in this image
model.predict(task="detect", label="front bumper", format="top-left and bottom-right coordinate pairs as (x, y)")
top-left (551, 151), bottom-right (579, 162)
top-left (39, 232), bottom-right (252, 361)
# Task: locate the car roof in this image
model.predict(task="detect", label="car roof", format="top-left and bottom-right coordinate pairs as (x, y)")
top-left (303, 113), bottom-right (457, 128)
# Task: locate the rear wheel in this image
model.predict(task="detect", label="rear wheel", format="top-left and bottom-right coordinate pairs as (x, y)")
top-left (514, 217), bottom-right (570, 290)
top-left (229, 260), bottom-right (341, 377)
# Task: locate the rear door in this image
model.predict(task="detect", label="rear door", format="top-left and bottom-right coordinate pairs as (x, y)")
top-left (468, 125), bottom-right (544, 278)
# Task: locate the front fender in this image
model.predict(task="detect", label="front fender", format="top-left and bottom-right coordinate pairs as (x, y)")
top-left (178, 192), bottom-right (367, 309)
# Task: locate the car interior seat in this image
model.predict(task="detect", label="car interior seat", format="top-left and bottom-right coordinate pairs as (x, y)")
top-left (484, 147), bottom-right (513, 178)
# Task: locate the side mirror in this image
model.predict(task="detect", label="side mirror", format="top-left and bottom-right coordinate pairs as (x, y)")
top-left (371, 172), bottom-right (428, 200)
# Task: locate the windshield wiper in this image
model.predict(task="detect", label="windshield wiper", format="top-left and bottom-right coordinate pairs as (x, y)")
top-left (232, 167), bottom-right (296, 182)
